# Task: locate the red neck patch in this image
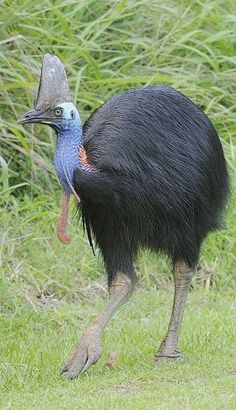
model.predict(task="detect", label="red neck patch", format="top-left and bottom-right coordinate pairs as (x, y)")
top-left (79, 146), bottom-right (89, 166)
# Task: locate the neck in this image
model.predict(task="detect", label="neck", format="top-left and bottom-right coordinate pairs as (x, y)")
top-left (54, 124), bottom-right (82, 196)
top-left (56, 124), bottom-right (82, 139)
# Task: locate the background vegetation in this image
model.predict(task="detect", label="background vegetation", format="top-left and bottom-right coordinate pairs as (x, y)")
top-left (0, 0), bottom-right (235, 409)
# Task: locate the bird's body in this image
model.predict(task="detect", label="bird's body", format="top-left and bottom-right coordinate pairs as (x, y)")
top-left (74, 85), bottom-right (229, 284)
top-left (19, 54), bottom-right (229, 379)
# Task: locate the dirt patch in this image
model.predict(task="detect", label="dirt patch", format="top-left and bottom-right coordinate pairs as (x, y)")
top-left (103, 371), bottom-right (236, 395)
top-left (104, 381), bottom-right (140, 395)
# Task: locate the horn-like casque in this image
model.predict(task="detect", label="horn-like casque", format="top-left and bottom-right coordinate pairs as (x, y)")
top-left (35, 53), bottom-right (71, 111)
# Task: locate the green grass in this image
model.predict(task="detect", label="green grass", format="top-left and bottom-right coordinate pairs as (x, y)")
top-left (1, 280), bottom-right (236, 409)
top-left (0, 0), bottom-right (236, 408)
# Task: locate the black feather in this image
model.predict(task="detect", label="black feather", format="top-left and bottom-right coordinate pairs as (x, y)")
top-left (81, 202), bottom-right (95, 256)
top-left (73, 85), bottom-right (229, 286)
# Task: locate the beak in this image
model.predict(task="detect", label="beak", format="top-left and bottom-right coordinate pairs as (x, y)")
top-left (17, 108), bottom-right (52, 125)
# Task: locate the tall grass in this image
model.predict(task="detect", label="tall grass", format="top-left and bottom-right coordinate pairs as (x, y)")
top-left (0, 0), bottom-right (235, 288)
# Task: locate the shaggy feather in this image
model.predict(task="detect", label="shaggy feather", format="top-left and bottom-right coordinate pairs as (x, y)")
top-left (73, 85), bottom-right (229, 285)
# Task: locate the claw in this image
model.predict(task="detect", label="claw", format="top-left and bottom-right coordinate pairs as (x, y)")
top-left (66, 370), bottom-right (77, 380)
top-left (59, 363), bottom-right (70, 375)
top-left (80, 356), bottom-right (96, 374)
top-left (60, 331), bottom-right (102, 379)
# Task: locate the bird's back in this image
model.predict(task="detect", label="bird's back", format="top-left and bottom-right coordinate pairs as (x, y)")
top-left (81, 86), bottom-right (228, 213)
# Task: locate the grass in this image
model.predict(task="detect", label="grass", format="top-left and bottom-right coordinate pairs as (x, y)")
top-left (1, 288), bottom-right (235, 409)
top-left (0, 0), bottom-right (236, 409)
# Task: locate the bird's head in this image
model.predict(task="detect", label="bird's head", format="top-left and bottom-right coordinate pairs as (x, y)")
top-left (18, 101), bottom-right (81, 133)
top-left (18, 54), bottom-right (81, 133)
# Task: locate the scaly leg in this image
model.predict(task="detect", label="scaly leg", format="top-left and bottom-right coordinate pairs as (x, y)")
top-left (155, 260), bottom-right (194, 360)
top-left (60, 272), bottom-right (134, 379)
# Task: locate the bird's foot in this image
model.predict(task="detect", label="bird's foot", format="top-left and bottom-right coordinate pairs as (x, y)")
top-left (154, 353), bottom-right (183, 362)
top-left (154, 341), bottom-right (182, 362)
top-left (60, 326), bottom-right (102, 379)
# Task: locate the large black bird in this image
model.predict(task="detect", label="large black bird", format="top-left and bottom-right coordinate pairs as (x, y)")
top-left (18, 54), bottom-right (229, 379)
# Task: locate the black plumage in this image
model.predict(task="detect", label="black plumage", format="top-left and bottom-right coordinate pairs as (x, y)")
top-left (74, 85), bottom-right (229, 286)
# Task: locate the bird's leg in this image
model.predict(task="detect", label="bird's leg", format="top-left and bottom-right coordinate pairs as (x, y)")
top-left (155, 260), bottom-right (194, 360)
top-left (56, 193), bottom-right (71, 244)
top-left (60, 272), bottom-right (134, 379)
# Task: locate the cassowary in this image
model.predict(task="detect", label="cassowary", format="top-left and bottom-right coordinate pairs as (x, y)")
top-left (18, 54), bottom-right (229, 379)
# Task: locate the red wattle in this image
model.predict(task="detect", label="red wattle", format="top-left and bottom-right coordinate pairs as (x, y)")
top-left (56, 194), bottom-right (72, 244)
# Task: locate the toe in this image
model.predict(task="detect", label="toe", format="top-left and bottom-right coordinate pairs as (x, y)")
top-left (59, 362), bottom-right (70, 375)
top-left (66, 369), bottom-right (78, 380)
top-left (60, 332), bottom-right (102, 379)
top-left (80, 356), bottom-right (96, 374)
top-left (64, 350), bottom-right (88, 379)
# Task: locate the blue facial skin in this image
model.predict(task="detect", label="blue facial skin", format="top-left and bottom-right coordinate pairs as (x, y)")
top-left (52, 102), bottom-right (82, 197)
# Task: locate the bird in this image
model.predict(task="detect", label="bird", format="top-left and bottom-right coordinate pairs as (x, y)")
top-left (18, 54), bottom-right (229, 380)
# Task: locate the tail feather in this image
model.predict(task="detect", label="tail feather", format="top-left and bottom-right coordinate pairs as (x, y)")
top-left (82, 207), bottom-right (95, 255)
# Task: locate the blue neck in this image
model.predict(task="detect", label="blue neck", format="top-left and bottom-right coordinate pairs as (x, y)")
top-left (54, 125), bottom-right (82, 196)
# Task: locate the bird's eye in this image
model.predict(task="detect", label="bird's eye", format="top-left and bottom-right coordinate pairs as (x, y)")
top-left (54, 107), bottom-right (63, 117)
top-left (71, 110), bottom-right (75, 119)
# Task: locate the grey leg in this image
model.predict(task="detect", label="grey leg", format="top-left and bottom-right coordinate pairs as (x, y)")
top-left (155, 261), bottom-right (193, 360)
top-left (60, 273), bottom-right (134, 379)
